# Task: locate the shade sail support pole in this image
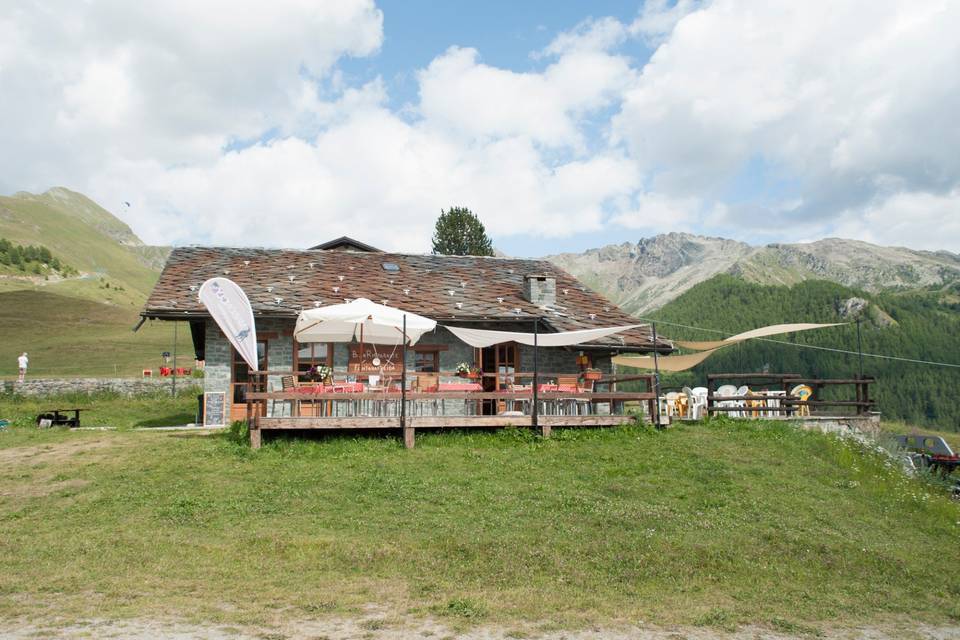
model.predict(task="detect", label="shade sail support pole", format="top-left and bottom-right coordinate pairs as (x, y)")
top-left (856, 317), bottom-right (864, 379)
top-left (172, 321), bottom-right (178, 398)
top-left (651, 322), bottom-right (662, 427)
top-left (533, 317), bottom-right (547, 438)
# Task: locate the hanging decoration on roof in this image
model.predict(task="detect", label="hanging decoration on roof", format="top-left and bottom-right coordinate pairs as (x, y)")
top-left (198, 277), bottom-right (259, 372)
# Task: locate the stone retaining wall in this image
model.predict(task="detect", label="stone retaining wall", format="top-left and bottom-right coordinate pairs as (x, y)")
top-left (1, 377), bottom-right (200, 397)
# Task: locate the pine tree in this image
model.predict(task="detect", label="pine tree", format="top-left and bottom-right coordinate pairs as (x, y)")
top-left (431, 207), bottom-right (494, 256)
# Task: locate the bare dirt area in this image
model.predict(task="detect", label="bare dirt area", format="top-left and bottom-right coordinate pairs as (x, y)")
top-left (0, 435), bottom-right (124, 467)
top-left (1, 617), bottom-right (958, 640)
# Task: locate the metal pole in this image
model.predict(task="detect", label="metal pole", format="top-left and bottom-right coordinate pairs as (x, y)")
top-left (651, 322), bottom-right (662, 426)
top-left (401, 315), bottom-right (407, 428)
top-left (856, 317), bottom-right (864, 379)
top-left (532, 317), bottom-right (539, 433)
top-left (172, 321), bottom-right (177, 397)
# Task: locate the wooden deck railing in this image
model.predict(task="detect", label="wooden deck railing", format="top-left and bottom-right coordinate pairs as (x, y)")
top-left (241, 371), bottom-right (657, 449)
top-left (705, 373), bottom-right (876, 417)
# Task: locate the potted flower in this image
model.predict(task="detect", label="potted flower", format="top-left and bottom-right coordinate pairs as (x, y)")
top-left (582, 368), bottom-right (603, 382)
top-left (467, 366), bottom-right (481, 380)
top-left (455, 362), bottom-right (471, 378)
top-left (306, 365), bottom-right (333, 383)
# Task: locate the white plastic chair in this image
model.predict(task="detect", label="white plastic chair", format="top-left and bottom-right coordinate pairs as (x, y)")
top-left (735, 385), bottom-right (751, 418)
top-left (716, 384), bottom-right (738, 418)
top-left (688, 386), bottom-right (709, 420)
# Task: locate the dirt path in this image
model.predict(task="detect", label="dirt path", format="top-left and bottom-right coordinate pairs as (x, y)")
top-left (2, 618), bottom-right (958, 640)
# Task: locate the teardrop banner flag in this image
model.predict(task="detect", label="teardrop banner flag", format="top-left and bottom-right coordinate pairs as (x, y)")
top-left (198, 277), bottom-right (259, 371)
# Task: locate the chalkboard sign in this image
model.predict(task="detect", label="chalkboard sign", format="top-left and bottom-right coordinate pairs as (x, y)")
top-left (203, 391), bottom-right (226, 427)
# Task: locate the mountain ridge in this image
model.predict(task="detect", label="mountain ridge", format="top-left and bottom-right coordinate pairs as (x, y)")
top-left (547, 232), bottom-right (960, 313)
top-left (0, 187), bottom-right (171, 305)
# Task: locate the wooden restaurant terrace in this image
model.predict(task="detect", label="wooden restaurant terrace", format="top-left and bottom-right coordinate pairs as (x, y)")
top-left (245, 370), bottom-right (657, 448)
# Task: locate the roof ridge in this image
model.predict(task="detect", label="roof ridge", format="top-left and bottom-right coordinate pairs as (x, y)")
top-left (171, 245), bottom-right (547, 261)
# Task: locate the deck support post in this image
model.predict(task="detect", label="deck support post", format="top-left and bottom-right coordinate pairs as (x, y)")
top-left (401, 314), bottom-right (414, 448)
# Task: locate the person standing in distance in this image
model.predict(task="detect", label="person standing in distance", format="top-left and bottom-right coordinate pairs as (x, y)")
top-left (17, 352), bottom-right (28, 383)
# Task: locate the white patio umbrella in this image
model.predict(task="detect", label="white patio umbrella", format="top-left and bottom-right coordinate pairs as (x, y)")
top-left (293, 298), bottom-right (437, 345)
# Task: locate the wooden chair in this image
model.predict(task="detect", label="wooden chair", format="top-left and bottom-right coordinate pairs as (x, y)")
top-left (415, 374), bottom-right (439, 415)
top-left (280, 375), bottom-right (299, 417)
top-left (557, 375), bottom-right (581, 415)
top-left (790, 384), bottom-right (813, 417)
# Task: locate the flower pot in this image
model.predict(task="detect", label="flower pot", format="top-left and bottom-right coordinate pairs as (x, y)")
top-left (467, 372), bottom-right (480, 380)
top-left (457, 371), bottom-right (469, 378)
top-left (583, 371), bottom-right (603, 381)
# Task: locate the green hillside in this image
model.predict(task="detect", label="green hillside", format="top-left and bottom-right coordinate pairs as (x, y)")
top-left (0, 290), bottom-right (193, 378)
top-left (0, 187), bottom-right (165, 307)
top-left (648, 275), bottom-right (960, 430)
top-left (0, 188), bottom-right (192, 378)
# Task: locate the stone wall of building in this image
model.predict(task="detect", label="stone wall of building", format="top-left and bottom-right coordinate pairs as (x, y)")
top-left (204, 319), bottom-right (232, 412)
top-left (1, 377), bottom-right (199, 397)
top-left (202, 318), bottom-right (620, 419)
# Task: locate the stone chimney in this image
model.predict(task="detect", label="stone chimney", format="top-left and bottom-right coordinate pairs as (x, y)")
top-left (523, 274), bottom-right (556, 307)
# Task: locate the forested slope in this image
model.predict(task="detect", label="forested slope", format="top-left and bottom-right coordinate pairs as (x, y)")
top-left (648, 275), bottom-right (960, 430)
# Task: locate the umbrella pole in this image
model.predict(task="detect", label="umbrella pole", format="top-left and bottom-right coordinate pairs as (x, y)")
top-left (402, 314), bottom-right (414, 449)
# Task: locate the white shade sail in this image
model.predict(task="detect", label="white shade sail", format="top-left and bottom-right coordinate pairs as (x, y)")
top-left (613, 348), bottom-right (724, 372)
top-left (615, 321), bottom-right (848, 371)
top-left (444, 324), bottom-right (645, 348)
top-left (674, 322), bottom-right (847, 351)
top-left (294, 298), bottom-right (437, 345)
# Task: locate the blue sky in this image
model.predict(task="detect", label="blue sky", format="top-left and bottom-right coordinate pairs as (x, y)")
top-left (2, 1), bottom-right (958, 255)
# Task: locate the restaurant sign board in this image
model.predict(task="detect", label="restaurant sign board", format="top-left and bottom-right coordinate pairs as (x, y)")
top-left (347, 344), bottom-right (402, 374)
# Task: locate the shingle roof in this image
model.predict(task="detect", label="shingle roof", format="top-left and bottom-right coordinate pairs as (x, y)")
top-left (143, 247), bottom-right (670, 352)
top-left (308, 236), bottom-right (382, 252)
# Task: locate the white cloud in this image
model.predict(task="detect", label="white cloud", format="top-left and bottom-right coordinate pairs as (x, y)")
top-left (831, 189), bottom-right (960, 252)
top-left (0, 0), bottom-right (384, 185)
top-left (611, 193), bottom-right (719, 233)
top-left (612, 0), bottom-right (960, 238)
top-left (3, 0), bottom-right (960, 255)
top-left (418, 46), bottom-right (633, 149)
top-left (97, 105), bottom-right (641, 252)
top-left (539, 17), bottom-right (630, 57)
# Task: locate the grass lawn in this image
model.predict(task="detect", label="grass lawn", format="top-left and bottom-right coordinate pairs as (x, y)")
top-left (0, 389), bottom-right (201, 430)
top-left (0, 417), bottom-right (958, 634)
top-left (0, 290), bottom-right (194, 379)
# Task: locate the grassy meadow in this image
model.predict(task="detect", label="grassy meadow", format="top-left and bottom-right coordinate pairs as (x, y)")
top-left (0, 290), bottom-right (193, 379)
top-left (0, 416), bottom-right (958, 633)
top-left (0, 388), bottom-right (200, 430)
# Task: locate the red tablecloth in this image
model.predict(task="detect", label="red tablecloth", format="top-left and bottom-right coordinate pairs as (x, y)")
top-left (437, 382), bottom-right (483, 392)
top-left (538, 384), bottom-right (582, 393)
top-left (295, 383), bottom-right (365, 394)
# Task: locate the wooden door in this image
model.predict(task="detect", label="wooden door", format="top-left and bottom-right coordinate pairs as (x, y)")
top-left (479, 343), bottom-right (518, 414)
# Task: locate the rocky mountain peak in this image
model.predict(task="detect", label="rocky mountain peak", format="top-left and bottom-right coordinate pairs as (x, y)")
top-left (546, 233), bottom-right (960, 314)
